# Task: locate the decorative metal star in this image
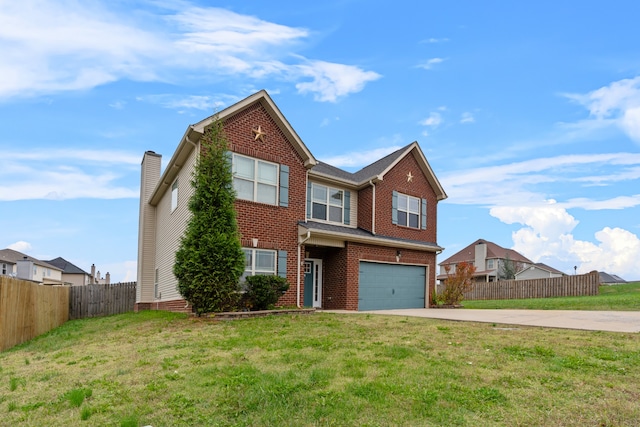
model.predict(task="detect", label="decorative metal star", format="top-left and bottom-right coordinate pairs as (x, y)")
top-left (407, 171), bottom-right (414, 182)
top-left (252, 125), bottom-right (266, 142)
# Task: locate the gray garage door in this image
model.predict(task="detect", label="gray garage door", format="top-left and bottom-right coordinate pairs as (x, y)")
top-left (358, 262), bottom-right (426, 311)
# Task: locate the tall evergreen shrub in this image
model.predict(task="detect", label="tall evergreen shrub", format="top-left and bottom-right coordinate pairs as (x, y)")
top-left (174, 118), bottom-right (245, 315)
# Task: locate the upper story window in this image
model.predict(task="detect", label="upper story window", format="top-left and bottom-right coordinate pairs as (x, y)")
top-left (311, 183), bottom-right (344, 223)
top-left (392, 191), bottom-right (426, 230)
top-left (171, 179), bottom-right (178, 212)
top-left (233, 153), bottom-right (278, 205)
top-left (487, 259), bottom-right (494, 269)
top-left (398, 193), bottom-right (420, 228)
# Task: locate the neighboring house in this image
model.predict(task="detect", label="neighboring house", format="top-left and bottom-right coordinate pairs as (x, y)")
top-left (437, 239), bottom-right (533, 283)
top-left (137, 90), bottom-right (447, 312)
top-left (45, 257), bottom-right (92, 286)
top-left (0, 248), bottom-right (63, 284)
top-left (599, 272), bottom-right (627, 284)
top-left (515, 263), bottom-right (566, 280)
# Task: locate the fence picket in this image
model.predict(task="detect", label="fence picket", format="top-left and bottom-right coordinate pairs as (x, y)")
top-left (68, 282), bottom-right (136, 320)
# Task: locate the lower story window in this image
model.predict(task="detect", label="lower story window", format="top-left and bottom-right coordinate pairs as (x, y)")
top-left (242, 248), bottom-right (276, 282)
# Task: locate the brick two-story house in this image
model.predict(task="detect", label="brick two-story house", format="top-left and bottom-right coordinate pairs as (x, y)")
top-left (137, 90), bottom-right (447, 312)
top-left (437, 239), bottom-right (533, 283)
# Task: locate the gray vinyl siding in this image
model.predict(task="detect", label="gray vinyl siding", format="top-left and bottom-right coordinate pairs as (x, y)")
top-left (154, 145), bottom-right (197, 301)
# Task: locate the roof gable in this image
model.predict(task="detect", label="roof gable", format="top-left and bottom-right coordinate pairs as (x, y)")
top-left (0, 249), bottom-right (62, 271)
top-left (149, 90), bottom-right (317, 206)
top-left (309, 142), bottom-right (447, 200)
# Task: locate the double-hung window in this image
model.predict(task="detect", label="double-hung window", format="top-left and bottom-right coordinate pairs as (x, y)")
top-left (397, 193), bottom-right (420, 228)
top-left (233, 154), bottom-right (278, 205)
top-left (311, 183), bottom-right (344, 223)
top-left (242, 248), bottom-right (276, 282)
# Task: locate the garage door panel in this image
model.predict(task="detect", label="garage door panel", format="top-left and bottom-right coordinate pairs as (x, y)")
top-left (358, 262), bottom-right (426, 311)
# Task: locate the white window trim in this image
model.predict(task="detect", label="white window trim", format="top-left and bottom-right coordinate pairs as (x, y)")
top-left (397, 192), bottom-right (420, 229)
top-left (310, 183), bottom-right (344, 224)
top-left (232, 153), bottom-right (279, 205)
top-left (242, 248), bottom-right (277, 278)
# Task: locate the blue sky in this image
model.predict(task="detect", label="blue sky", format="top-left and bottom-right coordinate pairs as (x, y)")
top-left (1, 0), bottom-right (640, 281)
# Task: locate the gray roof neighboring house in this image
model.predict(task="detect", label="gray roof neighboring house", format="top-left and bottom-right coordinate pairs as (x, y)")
top-left (522, 262), bottom-right (566, 276)
top-left (439, 239), bottom-right (533, 266)
top-left (45, 257), bottom-right (89, 275)
top-left (0, 249), bottom-right (61, 271)
top-left (599, 272), bottom-right (627, 284)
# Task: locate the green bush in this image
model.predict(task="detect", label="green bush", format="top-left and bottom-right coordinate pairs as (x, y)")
top-left (242, 275), bottom-right (289, 311)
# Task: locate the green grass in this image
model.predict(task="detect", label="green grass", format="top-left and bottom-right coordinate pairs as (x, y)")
top-left (1, 310), bottom-right (639, 426)
top-left (463, 282), bottom-right (640, 310)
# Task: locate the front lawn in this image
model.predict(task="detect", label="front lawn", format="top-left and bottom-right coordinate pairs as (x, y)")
top-left (1, 311), bottom-right (639, 426)
top-left (463, 282), bottom-right (640, 311)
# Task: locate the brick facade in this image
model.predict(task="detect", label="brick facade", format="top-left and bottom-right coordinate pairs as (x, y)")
top-left (223, 102), bottom-right (307, 307)
top-left (373, 151), bottom-right (438, 243)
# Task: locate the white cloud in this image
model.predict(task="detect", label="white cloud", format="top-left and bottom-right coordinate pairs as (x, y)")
top-left (7, 241), bottom-right (32, 252)
top-left (460, 112), bottom-right (475, 123)
top-left (420, 112), bottom-right (443, 128)
top-left (420, 38), bottom-right (449, 44)
top-left (0, 1), bottom-right (379, 103)
top-left (0, 149), bottom-right (139, 201)
top-left (295, 61), bottom-right (381, 102)
top-left (564, 76), bottom-right (640, 143)
top-left (320, 145), bottom-right (403, 169)
top-left (417, 58), bottom-right (446, 70)
top-left (441, 152), bottom-right (640, 206)
top-left (138, 94), bottom-right (230, 111)
top-left (100, 260), bottom-right (137, 283)
top-left (490, 206), bottom-right (640, 278)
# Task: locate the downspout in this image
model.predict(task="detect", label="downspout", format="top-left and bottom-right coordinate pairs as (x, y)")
top-left (297, 231), bottom-right (312, 308)
top-left (369, 180), bottom-right (376, 235)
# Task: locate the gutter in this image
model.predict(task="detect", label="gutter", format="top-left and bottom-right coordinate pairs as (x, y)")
top-left (369, 180), bottom-right (376, 235)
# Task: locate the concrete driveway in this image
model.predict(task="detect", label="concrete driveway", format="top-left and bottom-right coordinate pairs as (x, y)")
top-left (326, 309), bottom-right (640, 333)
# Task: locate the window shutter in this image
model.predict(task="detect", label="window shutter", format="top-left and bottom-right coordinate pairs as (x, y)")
top-left (392, 191), bottom-right (398, 225)
top-left (343, 190), bottom-right (350, 225)
top-left (279, 165), bottom-right (289, 207)
top-left (306, 181), bottom-right (312, 219)
top-left (421, 198), bottom-right (427, 230)
top-left (277, 250), bottom-right (287, 278)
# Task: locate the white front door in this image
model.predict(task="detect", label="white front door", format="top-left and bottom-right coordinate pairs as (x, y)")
top-left (304, 258), bottom-right (323, 308)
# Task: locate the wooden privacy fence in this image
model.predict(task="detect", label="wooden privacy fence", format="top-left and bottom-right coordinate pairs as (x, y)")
top-left (437, 271), bottom-right (600, 301)
top-left (0, 276), bottom-right (69, 352)
top-left (69, 282), bottom-right (136, 320)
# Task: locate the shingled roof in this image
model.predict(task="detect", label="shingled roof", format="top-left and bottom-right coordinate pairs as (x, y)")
top-left (0, 249), bottom-right (61, 271)
top-left (439, 239), bottom-right (533, 266)
top-left (45, 257), bottom-right (89, 275)
top-left (310, 142), bottom-right (447, 200)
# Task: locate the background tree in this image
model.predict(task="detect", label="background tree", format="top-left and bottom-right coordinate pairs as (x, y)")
top-left (436, 261), bottom-right (476, 306)
top-left (174, 118), bottom-right (245, 315)
top-left (499, 254), bottom-right (522, 280)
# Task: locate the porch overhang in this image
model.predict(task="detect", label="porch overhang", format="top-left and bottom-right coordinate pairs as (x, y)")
top-left (298, 222), bottom-right (443, 252)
